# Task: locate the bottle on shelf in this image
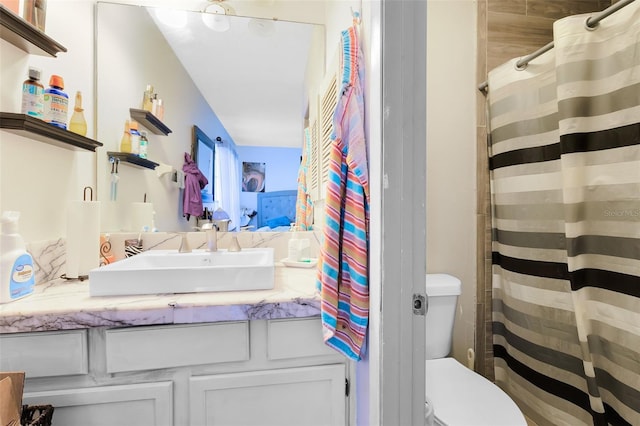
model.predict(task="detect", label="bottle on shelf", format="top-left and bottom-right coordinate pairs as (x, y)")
top-left (142, 84), bottom-right (154, 111)
top-left (21, 66), bottom-right (44, 119)
top-left (151, 94), bottom-right (159, 116)
top-left (129, 120), bottom-right (141, 155)
top-left (139, 131), bottom-right (149, 159)
top-left (151, 95), bottom-right (165, 121)
top-left (23, 0), bottom-right (47, 32)
top-left (68, 91), bottom-right (87, 136)
top-left (156, 98), bottom-right (164, 121)
top-left (120, 120), bottom-right (131, 153)
top-left (43, 74), bottom-right (69, 129)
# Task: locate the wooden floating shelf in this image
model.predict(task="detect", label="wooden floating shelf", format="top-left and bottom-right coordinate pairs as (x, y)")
top-left (129, 108), bottom-right (172, 136)
top-left (107, 152), bottom-right (159, 170)
top-left (0, 112), bottom-right (102, 152)
top-left (0, 5), bottom-right (67, 57)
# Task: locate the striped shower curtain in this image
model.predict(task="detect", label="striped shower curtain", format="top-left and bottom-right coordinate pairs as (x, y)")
top-left (488, 2), bottom-right (639, 425)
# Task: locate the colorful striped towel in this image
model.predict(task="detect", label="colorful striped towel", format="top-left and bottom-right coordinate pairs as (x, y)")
top-left (317, 26), bottom-right (369, 361)
top-left (296, 127), bottom-right (314, 230)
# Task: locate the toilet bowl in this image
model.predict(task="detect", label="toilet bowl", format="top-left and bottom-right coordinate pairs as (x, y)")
top-left (425, 274), bottom-right (526, 426)
top-left (426, 358), bottom-right (526, 425)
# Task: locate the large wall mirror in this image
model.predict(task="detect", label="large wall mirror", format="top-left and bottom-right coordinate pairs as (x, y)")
top-left (95, 2), bottom-right (325, 233)
top-left (192, 125), bottom-right (216, 208)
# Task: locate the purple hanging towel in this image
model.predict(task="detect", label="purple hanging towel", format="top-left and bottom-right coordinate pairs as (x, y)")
top-left (182, 152), bottom-right (208, 220)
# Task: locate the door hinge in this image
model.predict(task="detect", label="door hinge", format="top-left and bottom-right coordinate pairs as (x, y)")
top-left (413, 293), bottom-right (427, 316)
top-left (345, 378), bottom-right (350, 397)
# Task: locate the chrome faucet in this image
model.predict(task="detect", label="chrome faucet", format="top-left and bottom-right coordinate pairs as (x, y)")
top-left (202, 222), bottom-right (218, 252)
top-left (178, 233), bottom-right (192, 253)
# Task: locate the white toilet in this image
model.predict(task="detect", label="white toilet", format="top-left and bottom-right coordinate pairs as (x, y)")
top-left (425, 274), bottom-right (527, 426)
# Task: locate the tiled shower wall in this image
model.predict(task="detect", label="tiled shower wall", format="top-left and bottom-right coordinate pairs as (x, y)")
top-left (475, 0), bottom-right (612, 380)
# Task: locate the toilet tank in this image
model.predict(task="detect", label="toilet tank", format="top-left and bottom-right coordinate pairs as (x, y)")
top-left (425, 274), bottom-right (461, 359)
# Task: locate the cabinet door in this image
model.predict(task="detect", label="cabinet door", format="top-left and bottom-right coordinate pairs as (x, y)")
top-left (22, 381), bottom-right (173, 426)
top-left (190, 364), bottom-right (345, 426)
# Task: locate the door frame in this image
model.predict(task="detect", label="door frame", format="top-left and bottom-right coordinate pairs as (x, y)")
top-left (377, 0), bottom-right (427, 424)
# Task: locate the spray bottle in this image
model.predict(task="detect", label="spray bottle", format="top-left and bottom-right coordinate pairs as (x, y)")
top-left (1, 211), bottom-right (35, 304)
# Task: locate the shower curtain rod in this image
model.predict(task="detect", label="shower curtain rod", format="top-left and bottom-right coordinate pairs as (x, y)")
top-left (477, 0), bottom-right (636, 93)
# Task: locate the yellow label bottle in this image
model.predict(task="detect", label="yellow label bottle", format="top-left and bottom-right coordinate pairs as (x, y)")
top-left (69, 91), bottom-right (87, 136)
top-left (142, 84), bottom-right (154, 111)
top-left (120, 120), bottom-right (131, 153)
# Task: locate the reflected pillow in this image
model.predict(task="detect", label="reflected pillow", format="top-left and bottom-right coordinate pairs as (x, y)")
top-left (266, 216), bottom-right (291, 229)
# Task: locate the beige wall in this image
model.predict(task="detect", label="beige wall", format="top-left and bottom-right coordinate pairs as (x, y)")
top-left (475, 0), bottom-right (611, 379)
top-left (426, 0), bottom-right (478, 363)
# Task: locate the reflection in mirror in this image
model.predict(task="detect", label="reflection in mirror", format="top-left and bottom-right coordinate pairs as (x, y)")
top-left (95, 2), bottom-right (325, 233)
top-left (192, 125), bottom-right (215, 209)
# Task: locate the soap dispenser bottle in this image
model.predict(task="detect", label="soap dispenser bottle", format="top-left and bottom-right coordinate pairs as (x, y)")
top-left (287, 224), bottom-right (301, 261)
top-left (0, 211), bottom-right (35, 304)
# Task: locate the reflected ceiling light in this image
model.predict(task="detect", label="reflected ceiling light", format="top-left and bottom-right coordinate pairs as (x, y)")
top-left (202, 0), bottom-right (235, 32)
top-left (248, 18), bottom-right (275, 37)
top-left (155, 8), bottom-right (187, 29)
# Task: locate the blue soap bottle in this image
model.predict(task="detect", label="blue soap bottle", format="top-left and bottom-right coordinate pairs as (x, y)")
top-left (43, 74), bottom-right (69, 129)
top-left (0, 211), bottom-right (35, 304)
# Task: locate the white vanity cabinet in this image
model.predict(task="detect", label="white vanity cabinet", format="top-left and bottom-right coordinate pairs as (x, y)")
top-left (1, 317), bottom-right (349, 426)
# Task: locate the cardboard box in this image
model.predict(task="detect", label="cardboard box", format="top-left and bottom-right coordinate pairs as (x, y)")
top-left (0, 1), bottom-right (46, 32)
top-left (0, 1), bottom-right (21, 15)
top-left (0, 371), bottom-right (25, 426)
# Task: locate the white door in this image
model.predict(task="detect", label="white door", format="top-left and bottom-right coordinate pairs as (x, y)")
top-left (378, 0), bottom-right (428, 424)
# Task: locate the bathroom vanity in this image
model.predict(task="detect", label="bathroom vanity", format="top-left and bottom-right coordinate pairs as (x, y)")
top-left (0, 266), bottom-right (349, 425)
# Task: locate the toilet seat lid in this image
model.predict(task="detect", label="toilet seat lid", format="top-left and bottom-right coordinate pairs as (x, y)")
top-left (426, 358), bottom-right (526, 426)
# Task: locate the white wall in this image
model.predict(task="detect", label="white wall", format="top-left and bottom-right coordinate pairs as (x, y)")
top-left (426, 0), bottom-right (477, 362)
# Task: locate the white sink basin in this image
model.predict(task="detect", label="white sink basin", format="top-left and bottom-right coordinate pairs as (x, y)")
top-left (89, 248), bottom-right (274, 297)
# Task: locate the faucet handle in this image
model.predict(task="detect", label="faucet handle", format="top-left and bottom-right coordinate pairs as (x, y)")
top-left (228, 236), bottom-right (242, 252)
top-left (205, 227), bottom-right (218, 252)
top-left (201, 222), bottom-right (216, 231)
top-left (179, 233), bottom-right (192, 253)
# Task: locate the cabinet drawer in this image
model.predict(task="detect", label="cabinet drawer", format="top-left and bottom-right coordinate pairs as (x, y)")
top-left (0, 330), bottom-right (88, 378)
top-left (105, 321), bottom-right (249, 373)
top-left (267, 317), bottom-right (336, 360)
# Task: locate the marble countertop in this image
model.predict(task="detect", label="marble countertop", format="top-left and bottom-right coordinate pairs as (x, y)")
top-left (0, 264), bottom-right (320, 334)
